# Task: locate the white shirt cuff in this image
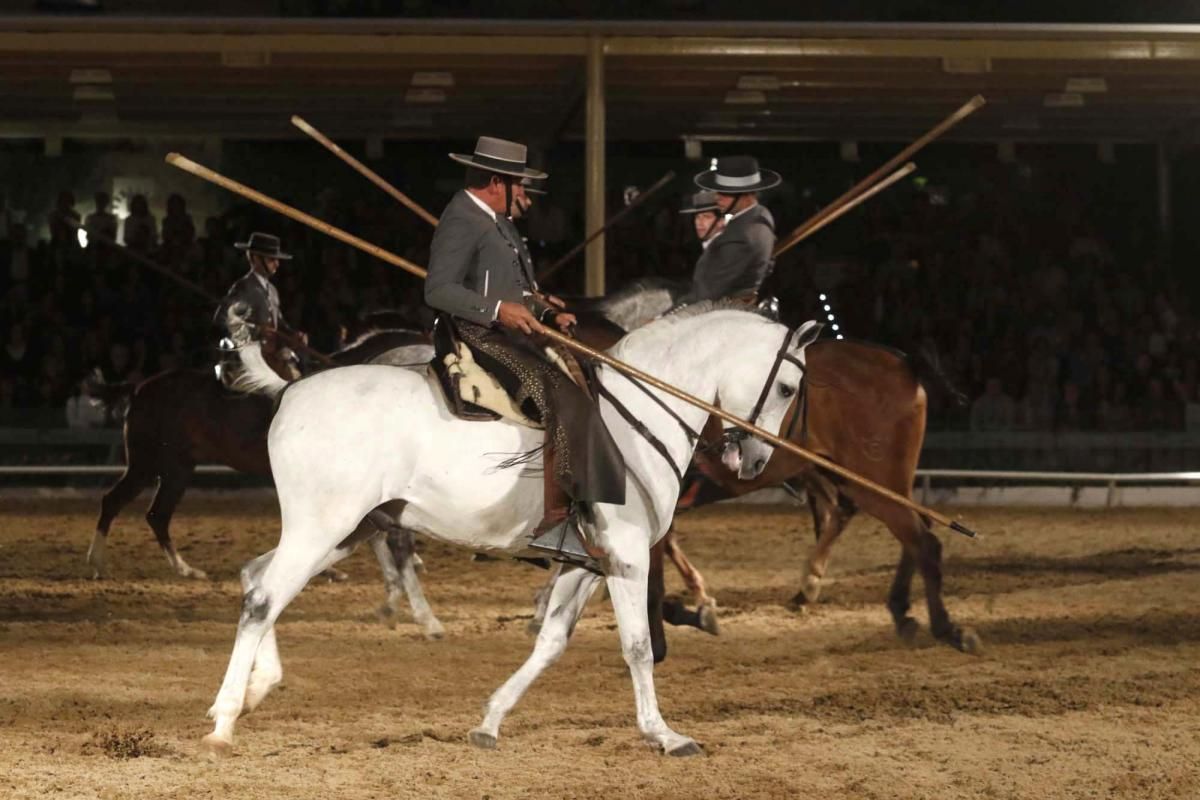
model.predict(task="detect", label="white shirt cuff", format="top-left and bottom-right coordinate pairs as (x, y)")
top-left (491, 300), bottom-right (502, 322)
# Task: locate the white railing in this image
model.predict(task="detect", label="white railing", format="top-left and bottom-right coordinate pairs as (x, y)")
top-left (915, 469), bottom-right (1200, 508)
top-left (2, 465), bottom-right (1198, 509)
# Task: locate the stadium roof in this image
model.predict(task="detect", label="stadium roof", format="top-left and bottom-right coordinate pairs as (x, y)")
top-left (5, 18), bottom-right (1200, 145)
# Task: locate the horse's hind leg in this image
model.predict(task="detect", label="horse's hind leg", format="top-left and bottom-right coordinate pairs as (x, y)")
top-left (89, 463), bottom-right (153, 578)
top-left (648, 539), bottom-right (668, 663)
top-left (887, 544), bottom-right (920, 643)
top-left (145, 461), bottom-right (204, 579)
top-left (369, 522), bottom-right (444, 640)
top-left (912, 522), bottom-right (981, 653)
top-left (472, 566), bottom-right (600, 749)
top-left (204, 534), bottom-right (351, 756)
top-left (527, 561), bottom-right (563, 635)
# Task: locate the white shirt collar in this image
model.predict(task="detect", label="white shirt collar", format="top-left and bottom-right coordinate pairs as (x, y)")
top-left (251, 268), bottom-right (272, 290)
top-left (465, 189), bottom-right (498, 221)
top-left (726, 202), bottom-right (757, 224)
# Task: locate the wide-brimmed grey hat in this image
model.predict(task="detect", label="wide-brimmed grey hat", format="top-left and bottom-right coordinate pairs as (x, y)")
top-left (694, 155), bottom-right (781, 194)
top-left (520, 176), bottom-right (547, 196)
top-left (234, 232), bottom-right (292, 260)
top-left (679, 190), bottom-right (720, 215)
top-left (449, 136), bottom-right (548, 180)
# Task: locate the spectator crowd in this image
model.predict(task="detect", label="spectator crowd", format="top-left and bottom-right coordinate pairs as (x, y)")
top-left (1, 148), bottom-right (1197, 434)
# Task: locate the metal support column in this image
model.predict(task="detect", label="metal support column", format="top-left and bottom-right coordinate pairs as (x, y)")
top-left (584, 36), bottom-right (606, 297)
top-left (1156, 141), bottom-right (1173, 276)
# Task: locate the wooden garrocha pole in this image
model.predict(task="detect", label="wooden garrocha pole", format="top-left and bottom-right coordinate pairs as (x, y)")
top-left (291, 115), bottom-right (441, 228)
top-left (536, 170), bottom-right (676, 284)
top-left (773, 95), bottom-right (985, 258)
top-left (164, 151), bottom-right (977, 539)
top-left (773, 162), bottom-right (917, 258)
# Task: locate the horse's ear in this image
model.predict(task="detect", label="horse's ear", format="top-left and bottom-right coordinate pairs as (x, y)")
top-left (789, 320), bottom-right (823, 351)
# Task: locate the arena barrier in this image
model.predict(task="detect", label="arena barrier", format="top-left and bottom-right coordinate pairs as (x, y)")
top-left (0, 464), bottom-right (1197, 508)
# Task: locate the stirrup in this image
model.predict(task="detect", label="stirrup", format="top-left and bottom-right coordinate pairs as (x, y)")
top-left (528, 512), bottom-right (603, 575)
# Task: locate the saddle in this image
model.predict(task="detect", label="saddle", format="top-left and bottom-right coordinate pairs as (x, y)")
top-left (430, 316), bottom-right (541, 427)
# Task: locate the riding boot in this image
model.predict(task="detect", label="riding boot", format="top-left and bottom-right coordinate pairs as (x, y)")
top-left (527, 446), bottom-right (603, 574)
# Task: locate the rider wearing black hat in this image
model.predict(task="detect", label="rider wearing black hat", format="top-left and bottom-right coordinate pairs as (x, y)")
top-left (214, 232), bottom-right (307, 383)
top-left (675, 156), bottom-right (780, 307)
top-left (425, 136), bottom-right (626, 567)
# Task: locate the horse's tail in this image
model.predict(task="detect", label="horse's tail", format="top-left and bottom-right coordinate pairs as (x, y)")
top-left (907, 344), bottom-right (967, 407)
top-left (228, 343), bottom-right (290, 397)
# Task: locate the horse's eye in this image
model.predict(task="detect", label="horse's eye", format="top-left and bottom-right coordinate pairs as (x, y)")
top-left (779, 384), bottom-right (795, 398)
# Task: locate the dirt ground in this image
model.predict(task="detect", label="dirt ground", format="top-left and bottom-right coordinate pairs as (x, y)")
top-left (0, 493), bottom-right (1198, 799)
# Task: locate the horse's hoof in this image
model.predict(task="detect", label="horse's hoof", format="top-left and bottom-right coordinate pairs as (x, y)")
top-left (666, 739), bottom-right (704, 757)
top-left (422, 620), bottom-right (445, 641)
top-left (798, 573), bottom-right (822, 604)
top-left (958, 627), bottom-right (983, 655)
top-left (201, 733), bottom-right (233, 759)
top-left (697, 604), bottom-right (720, 636)
top-left (181, 567), bottom-right (209, 581)
top-left (376, 605), bottom-right (399, 630)
top-left (467, 729), bottom-right (497, 750)
top-left (322, 568), bottom-right (349, 583)
top-left (897, 617), bottom-right (920, 644)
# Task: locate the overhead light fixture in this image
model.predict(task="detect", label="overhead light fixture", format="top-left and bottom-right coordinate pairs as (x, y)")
top-left (1003, 116), bottom-right (1041, 131)
top-left (221, 51), bottom-right (270, 68)
top-left (724, 90), bottom-right (766, 105)
top-left (391, 109), bottom-right (435, 128)
top-left (736, 74), bottom-right (780, 91)
top-left (73, 85), bottom-right (114, 101)
top-left (411, 71), bottom-right (454, 88)
top-left (941, 57), bottom-right (991, 75)
top-left (1044, 92), bottom-right (1085, 108)
top-left (404, 88), bottom-right (446, 104)
top-left (1065, 77), bottom-right (1107, 94)
top-left (69, 68), bottom-right (112, 85)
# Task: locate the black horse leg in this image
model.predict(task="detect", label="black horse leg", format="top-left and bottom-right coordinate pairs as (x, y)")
top-left (888, 545), bottom-right (920, 643)
top-left (648, 540), bottom-right (669, 664)
top-left (915, 526), bottom-right (981, 653)
top-left (145, 462), bottom-right (202, 578)
top-left (88, 464), bottom-right (154, 578)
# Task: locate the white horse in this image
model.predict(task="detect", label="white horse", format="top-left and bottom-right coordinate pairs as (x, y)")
top-left (202, 307), bottom-right (809, 757)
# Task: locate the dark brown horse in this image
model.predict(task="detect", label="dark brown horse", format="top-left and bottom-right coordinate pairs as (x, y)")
top-left (646, 337), bottom-right (979, 662)
top-left (87, 329), bottom-right (430, 579)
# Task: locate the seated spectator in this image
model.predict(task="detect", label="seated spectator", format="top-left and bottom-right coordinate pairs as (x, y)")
top-left (65, 377), bottom-right (107, 429)
top-left (48, 190), bottom-right (81, 251)
top-left (970, 377), bottom-right (1016, 431)
top-left (1016, 379), bottom-right (1055, 431)
top-left (161, 193), bottom-right (196, 266)
top-left (1097, 381), bottom-right (1133, 432)
top-left (122, 194), bottom-right (157, 254)
top-left (84, 192), bottom-right (118, 245)
top-left (1054, 381), bottom-right (1094, 431)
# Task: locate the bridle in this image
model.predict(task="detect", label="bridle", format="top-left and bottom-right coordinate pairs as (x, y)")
top-left (718, 324), bottom-right (807, 453)
top-left (597, 323), bottom-right (807, 485)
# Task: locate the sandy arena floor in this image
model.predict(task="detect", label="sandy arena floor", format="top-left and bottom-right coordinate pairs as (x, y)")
top-left (0, 493), bottom-right (1198, 799)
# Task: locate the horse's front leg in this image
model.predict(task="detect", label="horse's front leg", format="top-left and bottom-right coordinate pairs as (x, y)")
top-left (470, 566), bottom-right (600, 749)
top-left (607, 539), bottom-right (702, 756)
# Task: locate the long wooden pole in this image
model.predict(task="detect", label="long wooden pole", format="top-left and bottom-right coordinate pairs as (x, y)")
top-left (164, 152), bottom-right (976, 539)
top-left (776, 162), bottom-right (916, 257)
top-left (69, 218), bottom-right (335, 366)
top-left (773, 95), bottom-right (985, 258)
top-left (291, 115), bottom-right (441, 228)
top-left (537, 170), bottom-right (675, 283)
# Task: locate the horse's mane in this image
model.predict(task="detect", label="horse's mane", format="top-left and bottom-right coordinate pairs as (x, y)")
top-left (332, 327), bottom-right (428, 365)
top-left (567, 277), bottom-right (687, 313)
top-left (660, 298), bottom-right (773, 322)
top-left (226, 342), bottom-right (289, 397)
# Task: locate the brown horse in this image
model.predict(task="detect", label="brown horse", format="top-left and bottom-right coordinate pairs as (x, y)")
top-left (87, 329), bottom-right (430, 580)
top-left (646, 337), bottom-right (979, 662)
